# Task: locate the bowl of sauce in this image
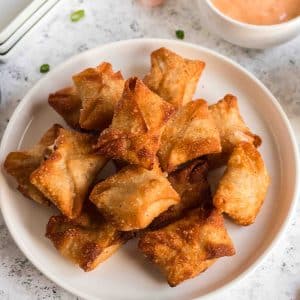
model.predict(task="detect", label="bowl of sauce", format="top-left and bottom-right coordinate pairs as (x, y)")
top-left (197, 0), bottom-right (300, 48)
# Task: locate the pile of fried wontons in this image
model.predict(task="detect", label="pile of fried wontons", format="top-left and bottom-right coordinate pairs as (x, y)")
top-left (4, 47), bottom-right (270, 287)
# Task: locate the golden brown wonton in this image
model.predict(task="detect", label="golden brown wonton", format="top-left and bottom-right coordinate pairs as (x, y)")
top-left (30, 128), bottom-right (107, 219)
top-left (48, 87), bottom-right (82, 129)
top-left (139, 207), bottom-right (235, 286)
top-left (96, 77), bottom-right (175, 169)
top-left (73, 62), bottom-right (125, 131)
top-left (112, 159), bottom-right (129, 172)
top-left (46, 203), bottom-right (131, 271)
top-left (150, 159), bottom-right (211, 229)
top-left (4, 124), bottom-right (61, 205)
top-left (144, 47), bottom-right (205, 108)
top-left (89, 164), bottom-right (180, 231)
top-left (213, 142), bottom-right (270, 225)
top-left (208, 94), bottom-right (261, 168)
top-left (158, 99), bottom-right (221, 172)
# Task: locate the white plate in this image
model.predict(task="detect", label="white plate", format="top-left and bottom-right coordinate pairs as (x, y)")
top-left (0, 39), bottom-right (298, 300)
top-left (0, 0), bottom-right (60, 56)
top-left (0, 0), bottom-right (48, 44)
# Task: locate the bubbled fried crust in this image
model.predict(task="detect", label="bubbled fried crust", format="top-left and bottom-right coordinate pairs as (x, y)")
top-left (208, 94), bottom-right (261, 168)
top-left (48, 87), bottom-right (82, 129)
top-left (4, 124), bottom-right (62, 205)
top-left (46, 203), bottom-right (131, 271)
top-left (139, 208), bottom-right (235, 286)
top-left (30, 128), bottom-right (107, 219)
top-left (73, 62), bottom-right (125, 131)
top-left (158, 99), bottom-right (221, 172)
top-left (213, 142), bottom-right (270, 225)
top-left (96, 77), bottom-right (176, 169)
top-left (144, 47), bottom-right (205, 108)
top-left (150, 159), bottom-right (211, 229)
top-left (89, 164), bottom-right (180, 231)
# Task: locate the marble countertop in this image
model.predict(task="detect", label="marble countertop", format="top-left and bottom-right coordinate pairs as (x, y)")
top-left (0, 0), bottom-right (299, 299)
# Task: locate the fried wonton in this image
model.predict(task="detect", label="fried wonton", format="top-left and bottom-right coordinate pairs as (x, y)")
top-left (48, 87), bottom-right (82, 129)
top-left (90, 164), bottom-right (180, 231)
top-left (213, 142), bottom-right (270, 225)
top-left (30, 128), bottom-right (107, 219)
top-left (72, 62), bottom-right (125, 131)
top-left (4, 124), bottom-right (62, 205)
top-left (112, 159), bottom-right (129, 172)
top-left (158, 99), bottom-right (221, 172)
top-left (46, 203), bottom-right (131, 271)
top-left (139, 208), bottom-right (235, 286)
top-left (144, 47), bottom-right (205, 108)
top-left (208, 94), bottom-right (261, 168)
top-left (150, 159), bottom-right (211, 229)
top-left (96, 77), bottom-right (175, 169)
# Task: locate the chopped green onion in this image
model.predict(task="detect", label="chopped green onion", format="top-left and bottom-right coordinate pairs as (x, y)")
top-left (70, 9), bottom-right (85, 22)
top-left (175, 29), bottom-right (185, 40)
top-left (40, 64), bottom-right (50, 73)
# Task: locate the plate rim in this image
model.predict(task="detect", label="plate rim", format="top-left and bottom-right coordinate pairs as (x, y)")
top-left (0, 38), bottom-right (299, 300)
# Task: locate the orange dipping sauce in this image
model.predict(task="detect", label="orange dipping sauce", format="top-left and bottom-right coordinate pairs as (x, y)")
top-left (212, 0), bottom-right (300, 25)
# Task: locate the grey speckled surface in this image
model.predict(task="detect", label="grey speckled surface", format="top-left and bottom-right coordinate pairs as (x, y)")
top-left (0, 0), bottom-right (299, 299)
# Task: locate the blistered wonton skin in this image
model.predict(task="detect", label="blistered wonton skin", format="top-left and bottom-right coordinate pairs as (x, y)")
top-left (139, 208), bottom-right (235, 287)
top-left (150, 159), bottom-right (211, 229)
top-left (158, 99), bottom-right (221, 172)
top-left (30, 128), bottom-right (107, 219)
top-left (208, 94), bottom-right (261, 168)
top-left (213, 142), bottom-right (270, 226)
top-left (89, 164), bottom-right (180, 231)
top-left (96, 77), bottom-right (175, 169)
top-left (48, 87), bottom-right (82, 129)
top-left (73, 62), bottom-right (125, 131)
top-left (144, 47), bottom-right (205, 108)
top-left (4, 124), bottom-right (61, 205)
top-left (46, 203), bottom-right (131, 271)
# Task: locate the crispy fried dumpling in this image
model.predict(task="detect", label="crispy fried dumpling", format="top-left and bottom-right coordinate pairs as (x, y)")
top-left (73, 62), bottom-right (125, 131)
top-left (139, 208), bottom-right (235, 287)
top-left (4, 124), bottom-right (61, 205)
top-left (89, 164), bottom-right (180, 231)
top-left (144, 47), bottom-right (205, 108)
top-left (112, 159), bottom-right (129, 172)
top-left (158, 99), bottom-right (221, 172)
top-left (150, 159), bottom-right (211, 229)
top-left (213, 142), bottom-right (270, 225)
top-left (48, 87), bottom-right (82, 129)
top-left (30, 128), bottom-right (107, 218)
top-left (46, 203), bottom-right (131, 271)
top-left (96, 77), bottom-right (175, 169)
top-left (208, 94), bottom-right (261, 168)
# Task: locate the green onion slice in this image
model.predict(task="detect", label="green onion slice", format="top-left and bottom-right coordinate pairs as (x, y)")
top-left (70, 9), bottom-right (85, 22)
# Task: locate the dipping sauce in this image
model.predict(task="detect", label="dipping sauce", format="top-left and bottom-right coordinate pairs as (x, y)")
top-left (212, 0), bottom-right (300, 25)
top-left (139, 0), bottom-right (165, 7)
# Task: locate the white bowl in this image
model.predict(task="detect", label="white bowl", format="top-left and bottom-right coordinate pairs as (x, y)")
top-left (197, 0), bottom-right (300, 49)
